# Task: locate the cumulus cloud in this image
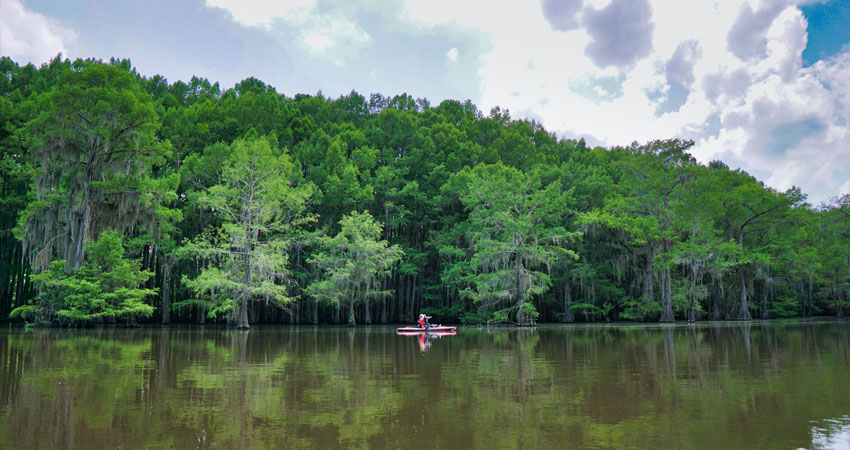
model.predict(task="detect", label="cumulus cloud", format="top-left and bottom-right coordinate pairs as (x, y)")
top-left (583, 0), bottom-right (655, 68)
top-left (402, 0), bottom-right (847, 203)
top-left (767, 6), bottom-right (808, 82)
top-left (298, 17), bottom-right (371, 55)
top-left (204, 0), bottom-right (314, 28)
top-left (700, 48), bottom-right (849, 202)
top-left (541, 0), bottom-right (583, 31)
top-left (205, 0), bottom-right (370, 62)
top-left (726, 2), bottom-right (786, 61)
top-left (703, 69), bottom-right (752, 103)
top-left (0, 0), bottom-right (75, 64)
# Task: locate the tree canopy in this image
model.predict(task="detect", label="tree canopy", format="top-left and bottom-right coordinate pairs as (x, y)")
top-left (1, 55), bottom-right (847, 326)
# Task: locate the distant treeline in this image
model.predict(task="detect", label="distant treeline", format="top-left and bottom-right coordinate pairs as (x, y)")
top-left (0, 56), bottom-right (847, 327)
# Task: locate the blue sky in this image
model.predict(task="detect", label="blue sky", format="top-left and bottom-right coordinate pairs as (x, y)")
top-left (1, 0), bottom-right (848, 204)
top-left (801, 0), bottom-right (850, 66)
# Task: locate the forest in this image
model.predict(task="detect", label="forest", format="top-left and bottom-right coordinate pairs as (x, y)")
top-left (0, 56), bottom-right (847, 327)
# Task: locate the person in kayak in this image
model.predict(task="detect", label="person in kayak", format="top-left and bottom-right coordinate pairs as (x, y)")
top-left (418, 313), bottom-right (433, 329)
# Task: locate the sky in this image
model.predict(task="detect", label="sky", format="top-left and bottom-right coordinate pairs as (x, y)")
top-left (1, 0), bottom-right (848, 205)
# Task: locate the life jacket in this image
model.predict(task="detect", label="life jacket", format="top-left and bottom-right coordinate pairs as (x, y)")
top-left (418, 317), bottom-right (425, 328)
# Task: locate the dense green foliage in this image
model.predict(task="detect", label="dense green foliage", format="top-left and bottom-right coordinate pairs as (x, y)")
top-left (177, 133), bottom-right (314, 328)
top-left (307, 210), bottom-right (403, 325)
top-left (9, 230), bottom-right (156, 325)
top-left (0, 56), bottom-right (847, 326)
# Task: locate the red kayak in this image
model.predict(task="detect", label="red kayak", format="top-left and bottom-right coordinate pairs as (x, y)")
top-left (396, 325), bottom-right (457, 333)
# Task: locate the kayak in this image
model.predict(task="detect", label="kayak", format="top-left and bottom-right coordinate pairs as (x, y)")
top-left (396, 325), bottom-right (457, 333)
top-left (397, 330), bottom-right (457, 337)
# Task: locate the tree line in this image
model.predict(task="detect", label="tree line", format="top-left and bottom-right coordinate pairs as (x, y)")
top-left (0, 56), bottom-right (847, 327)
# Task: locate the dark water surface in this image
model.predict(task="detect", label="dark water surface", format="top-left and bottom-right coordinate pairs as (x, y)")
top-left (1, 321), bottom-right (848, 449)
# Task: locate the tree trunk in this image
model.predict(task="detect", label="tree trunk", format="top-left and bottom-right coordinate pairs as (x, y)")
top-left (712, 279), bottom-right (722, 320)
top-left (381, 296), bottom-right (387, 324)
top-left (161, 260), bottom-right (172, 325)
top-left (161, 269), bottom-right (171, 325)
top-left (398, 274), bottom-right (405, 322)
top-left (348, 300), bottom-right (356, 326)
top-left (364, 299), bottom-right (372, 324)
top-left (410, 275), bottom-right (422, 320)
top-left (843, 258), bottom-right (850, 318)
top-left (761, 279), bottom-right (768, 320)
top-left (237, 293), bottom-right (250, 328)
top-left (562, 280), bottom-right (574, 323)
top-left (515, 258), bottom-right (529, 325)
top-left (738, 270), bottom-right (752, 320)
top-left (660, 266), bottom-right (674, 322)
top-left (252, 300), bottom-right (261, 324)
top-left (71, 189), bottom-right (93, 270)
top-left (659, 240), bottom-right (674, 322)
top-left (645, 259), bottom-right (654, 302)
top-left (807, 271), bottom-right (814, 318)
top-left (238, 245), bottom-right (251, 329)
top-left (688, 265), bottom-right (697, 322)
top-left (759, 267), bottom-right (769, 319)
top-left (407, 275), bottom-right (414, 322)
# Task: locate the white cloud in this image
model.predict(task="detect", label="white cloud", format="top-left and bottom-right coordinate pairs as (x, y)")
top-left (0, 0), bottom-right (75, 64)
top-left (446, 47), bottom-right (459, 62)
top-left (696, 8), bottom-right (848, 202)
top-left (403, 0), bottom-right (512, 32)
top-left (205, 0), bottom-right (370, 60)
top-left (298, 16), bottom-right (371, 55)
top-left (582, 0), bottom-right (655, 68)
top-left (400, 0), bottom-right (848, 203)
top-left (205, 0), bottom-right (315, 28)
top-left (542, 0), bottom-right (583, 31)
top-left (839, 181), bottom-right (850, 199)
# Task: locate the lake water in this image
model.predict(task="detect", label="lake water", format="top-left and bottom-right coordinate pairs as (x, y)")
top-left (1, 321), bottom-right (848, 449)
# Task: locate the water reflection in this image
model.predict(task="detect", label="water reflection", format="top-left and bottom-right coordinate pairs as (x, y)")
top-left (0, 321), bottom-right (848, 449)
top-left (395, 331), bottom-right (456, 353)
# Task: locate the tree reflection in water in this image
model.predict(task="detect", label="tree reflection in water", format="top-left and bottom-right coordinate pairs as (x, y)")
top-left (0, 321), bottom-right (848, 449)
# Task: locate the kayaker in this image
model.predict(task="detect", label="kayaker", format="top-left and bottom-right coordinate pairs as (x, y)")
top-left (418, 313), bottom-right (432, 329)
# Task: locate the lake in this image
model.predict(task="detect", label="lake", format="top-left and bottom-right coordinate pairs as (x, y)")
top-left (1, 321), bottom-right (848, 449)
